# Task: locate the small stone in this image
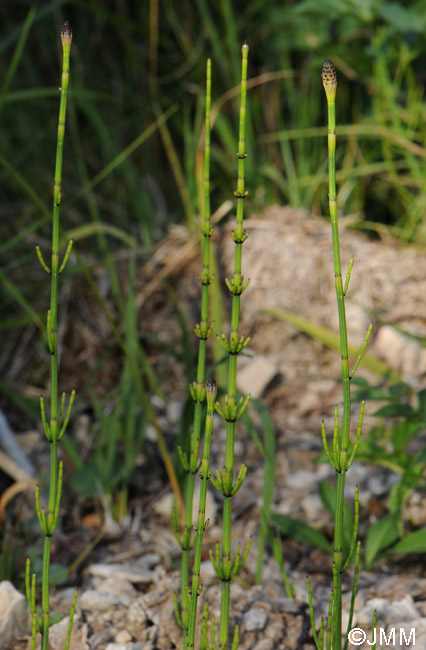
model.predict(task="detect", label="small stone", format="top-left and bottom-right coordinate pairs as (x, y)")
top-left (105, 643), bottom-right (154, 650)
top-left (115, 630), bottom-right (132, 644)
top-left (405, 493), bottom-right (426, 527)
top-left (286, 469), bottom-right (317, 490)
top-left (252, 639), bottom-right (274, 650)
top-left (397, 619), bottom-right (426, 649)
top-left (388, 595), bottom-right (419, 622)
top-left (167, 400), bottom-right (182, 425)
top-left (88, 563), bottom-right (155, 585)
top-left (273, 597), bottom-right (301, 615)
top-left (376, 325), bottom-right (426, 379)
top-left (237, 354), bottom-right (277, 398)
top-left (301, 493), bottom-right (324, 523)
top-left (147, 624), bottom-right (158, 643)
top-left (48, 613), bottom-right (84, 650)
top-left (79, 589), bottom-right (122, 612)
top-left (357, 598), bottom-right (390, 625)
top-left (368, 471), bottom-right (399, 497)
top-left (0, 580), bottom-right (31, 648)
top-left (244, 608), bottom-right (268, 631)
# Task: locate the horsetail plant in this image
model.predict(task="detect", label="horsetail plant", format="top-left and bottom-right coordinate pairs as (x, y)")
top-left (306, 60), bottom-right (371, 650)
top-left (25, 23), bottom-right (77, 650)
top-left (185, 377), bottom-right (217, 650)
top-left (209, 42), bottom-right (252, 650)
top-left (173, 58), bottom-right (215, 646)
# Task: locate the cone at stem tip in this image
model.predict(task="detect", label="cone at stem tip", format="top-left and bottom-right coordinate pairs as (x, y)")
top-left (61, 21), bottom-right (72, 45)
top-left (206, 377), bottom-right (217, 405)
top-left (322, 60), bottom-right (337, 102)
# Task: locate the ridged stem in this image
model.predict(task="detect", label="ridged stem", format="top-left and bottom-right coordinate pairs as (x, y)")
top-left (322, 60), bottom-right (350, 650)
top-left (218, 43), bottom-right (249, 650)
top-left (186, 379), bottom-right (217, 650)
top-left (179, 59), bottom-right (214, 644)
top-left (26, 24), bottom-right (74, 650)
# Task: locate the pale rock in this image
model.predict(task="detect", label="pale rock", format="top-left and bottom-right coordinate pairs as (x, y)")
top-left (0, 580), bottom-right (31, 648)
top-left (236, 354), bottom-right (277, 398)
top-left (114, 630), bottom-right (132, 644)
top-left (357, 597), bottom-right (390, 625)
top-left (388, 594), bottom-right (419, 622)
top-left (244, 607), bottom-right (268, 631)
top-left (79, 589), bottom-right (123, 612)
top-left (167, 400), bottom-right (182, 425)
top-left (147, 624), bottom-right (158, 644)
top-left (368, 471), bottom-right (399, 497)
top-left (48, 613), bottom-right (87, 650)
top-left (105, 643), bottom-right (154, 650)
top-left (286, 469), bottom-right (318, 490)
top-left (405, 493), bottom-right (426, 527)
top-left (376, 325), bottom-right (426, 380)
top-left (88, 563), bottom-right (155, 585)
top-left (252, 639), bottom-right (274, 650)
top-left (394, 619), bottom-right (426, 650)
top-left (300, 493), bottom-right (324, 523)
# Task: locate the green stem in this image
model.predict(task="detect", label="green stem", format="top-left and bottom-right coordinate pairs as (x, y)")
top-left (218, 43), bottom-right (249, 650)
top-left (186, 379), bottom-right (217, 650)
top-left (322, 60), bottom-right (350, 650)
top-left (33, 24), bottom-right (73, 650)
top-left (180, 59), bottom-right (214, 644)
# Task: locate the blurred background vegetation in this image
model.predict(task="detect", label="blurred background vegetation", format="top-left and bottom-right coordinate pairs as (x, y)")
top-left (1, 0), bottom-right (426, 554)
top-left (3, 1), bottom-right (426, 251)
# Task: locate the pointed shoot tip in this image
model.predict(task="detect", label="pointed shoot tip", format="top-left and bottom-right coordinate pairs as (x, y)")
top-left (321, 60), bottom-right (337, 101)
top-left (61, 21), bottom-right (72, 45)
top-left (206, 376), bottom-right (217, 405)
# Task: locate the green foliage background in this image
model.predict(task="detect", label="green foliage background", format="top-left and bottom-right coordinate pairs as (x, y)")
top-left (2, 0), bottom-right (426, 258)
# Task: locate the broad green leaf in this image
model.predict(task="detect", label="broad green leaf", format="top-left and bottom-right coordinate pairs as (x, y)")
top-left (391, 421), bottom-right (422, 453)
top-left (271, 513), bottom-right (332, 553)
top-left (417, 389), bottom-right (426, 421)
top-left (388, 529), bottom-right (426, 555)
top-left (378, 4), bottom-right (424, 33)
top-left (70, 465), bottom-right (102, 499)
top-left (388, 383), bottom-right (407, 399)
top-left (365, 515), bottom-right (399, 569)
top-left (374, 403), bottom-right (415, 417)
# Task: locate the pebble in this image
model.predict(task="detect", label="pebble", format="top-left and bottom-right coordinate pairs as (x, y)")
top-left (301, 493), bottom-right (325, 523)
top-left (237, 354), bottom-right (277, 398)
top-left (376, 325), bottom-right (426, 380)
top-left (88, 563), bottom-right (155, 585)
top-left (252, 639), bottom-right (274, 650)
top-left (0, 580), bottom-right (31, 648)
top-left (388, 595), bottom-right (419, 622)
top-left (166, 399), bottom-right (182, 425)
top-left (115, 630), bottom-right (133, 643)
top-left (79, 589), bottom-right (123, 612)
top-left (286, 469), bottom-right (318, 490)
top-left (244, 607), bottom-right (269, 631)
top-left (357, 598), bottom-right (390, 625)
top-left (105, 643), bottom-right (154, 650)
